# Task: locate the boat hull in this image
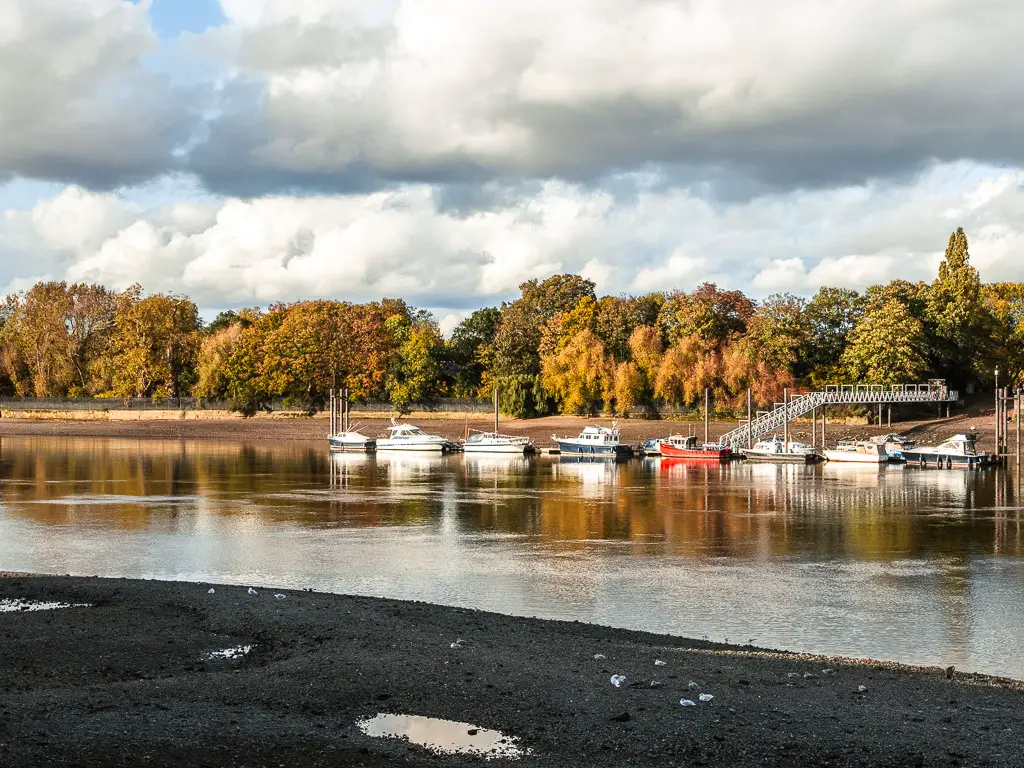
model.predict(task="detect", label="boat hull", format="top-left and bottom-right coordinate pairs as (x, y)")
top-left (660, 445), bottom-right (731, 460)
top-left (899, 450), bottom-right (993, 468)
top-left (554, 440), bottom-right (633, 456)
top-left (376, 441), bottom-right (448, 453)
top-left (741, 450), bottom-right (819, 463)
top-left (463, 443), bottom-right (530, 454)
top-left (823, 450), bottom-right (887, 464)
top-left (328, 436), bottom-right (376, 452)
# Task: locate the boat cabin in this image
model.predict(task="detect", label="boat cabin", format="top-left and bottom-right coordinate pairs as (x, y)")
top-left (388, 425), bottom-right (426, 438)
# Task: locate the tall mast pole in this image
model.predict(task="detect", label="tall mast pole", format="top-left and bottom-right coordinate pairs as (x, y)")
top-left (494, 387), bottom-right (499, 434)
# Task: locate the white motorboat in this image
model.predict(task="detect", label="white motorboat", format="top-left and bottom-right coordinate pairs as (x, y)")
top-left (552, 424), bottom-right (633, 457)
top-left (824, 440), bottom-right (889, 463)
top-left (329, 430), bottom-right (376, 452)
top-left (376, 423), bottom-right (454, 452)
top-left (740, 437), bottom-right (821, 463)
top-left (870, 433), bottom-right (917, 457)
top-left (327, 389), bottom-right (375, 452)
top-left (462, 431), bottom-right (534, 454)
top-left (898, 433), bottom-right (994, 468)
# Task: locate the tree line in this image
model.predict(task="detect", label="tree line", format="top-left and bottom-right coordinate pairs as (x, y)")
top-left (0, 228), bottom-right (1020, 416)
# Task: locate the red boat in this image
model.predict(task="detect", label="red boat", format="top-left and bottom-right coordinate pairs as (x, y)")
top-left (658, 435), bottom-right (732, 460)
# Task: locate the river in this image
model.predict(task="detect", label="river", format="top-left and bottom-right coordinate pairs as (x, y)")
top-left (1, 436), bottom-right (1023, 678)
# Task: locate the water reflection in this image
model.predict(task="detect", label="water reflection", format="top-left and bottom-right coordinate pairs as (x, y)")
top-left (1, 436), bottom-right (1023, 677)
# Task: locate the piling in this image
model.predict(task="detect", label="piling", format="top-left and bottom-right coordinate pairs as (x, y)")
top-left (704, 388), bottom-right (710, 445)
top-left (783, 388), bottom-right (789, 448)
top-left (746, 389), bottom-right (752, 449)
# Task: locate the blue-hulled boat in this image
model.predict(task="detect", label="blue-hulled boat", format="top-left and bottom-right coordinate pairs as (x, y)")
top-left (552, 424), bottom-right (633, 457)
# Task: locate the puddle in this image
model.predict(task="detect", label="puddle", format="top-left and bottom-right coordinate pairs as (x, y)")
top-left (204, 645), bottom-right (254, 660)
top-left (357, 713), bottom-right (526, 759)
top-left (0, 599), bottom-right (90, 613)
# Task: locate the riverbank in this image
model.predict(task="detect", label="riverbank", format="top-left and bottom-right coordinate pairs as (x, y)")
top-left (1, 576), bottom-right (1022, 767)
top-left (0, 411), bottom-right (1002, 450)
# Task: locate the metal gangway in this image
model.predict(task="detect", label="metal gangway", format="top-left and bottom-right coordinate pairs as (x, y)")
top-left (718, 380), bottom-right (958, 451)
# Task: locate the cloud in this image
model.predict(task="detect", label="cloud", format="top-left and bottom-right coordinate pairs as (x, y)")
top-left (185, 0), bottom-right (1024, 196)
top-left (4, 163), bottom-right (1023, 311)
top-left (0, 0), bottom-right (202, 189)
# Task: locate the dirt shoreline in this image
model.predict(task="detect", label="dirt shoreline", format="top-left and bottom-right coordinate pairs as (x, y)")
top-left (0, 411), bottom-right (1002, 450)
top-left (1, 576), bottom-right (1022, 767)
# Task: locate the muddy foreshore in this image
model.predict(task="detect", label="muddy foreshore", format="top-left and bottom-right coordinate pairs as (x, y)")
top-left (1, 577), bottom-right (1022, 767)
top-left (0, 411), bottom-right (1001, 452)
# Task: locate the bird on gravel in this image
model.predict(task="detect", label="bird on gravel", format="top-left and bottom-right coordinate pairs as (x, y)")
top-left (248, 587), bottom-right (258, 596)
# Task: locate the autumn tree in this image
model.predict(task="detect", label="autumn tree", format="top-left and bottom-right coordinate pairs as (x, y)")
top-left (540, 329), bottom-right (611, 414)
top-left (654, 336), bottom-right (722, 407)
top-left (657, 283), bottom-right (754, 348)
top-left (594, 294), bottom-right (663, 362)
top-left (840, 300), bottom-right (928, 384)
top-left (492, 274), bottom-right (596, 415)
top-left (613, 361), bottom-right (644, 416)
top-left (106, 290), bottom-right (201, 398)
top-left (980, 283), bottom-right (1024, 385)
top-left (194, 324), bottom-right (244, 401)
top-left (0, 281), bottom-right (118, 396)
top-left (721, 338), bottom-right (794, 406)
top-left (538, 296), bottom-right (597, 358)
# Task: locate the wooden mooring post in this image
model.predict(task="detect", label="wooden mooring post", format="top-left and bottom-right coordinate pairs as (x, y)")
top-left (704, 388), bottom-right (710, 445)
top-left (783, 388), bottom-right (789, 447)
top-left (747, 389), bottom-right (752, 449)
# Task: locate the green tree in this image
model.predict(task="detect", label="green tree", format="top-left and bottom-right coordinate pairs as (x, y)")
top-left (804, 287), bottom-right (865, 386)
top-left (446, 307), bottom-right (501, 396)
top-left (387, 319), bottom-right (444, 411)
top-left (744, 293), bottom-right (810, 376)
top-left (926, 227), bottom-right (983, 384)
top-left (840, 300), bottom-right (928, 384)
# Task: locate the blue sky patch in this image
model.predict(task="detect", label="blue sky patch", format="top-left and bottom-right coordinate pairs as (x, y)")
top-left (147, 0), bottom-right (226, 38)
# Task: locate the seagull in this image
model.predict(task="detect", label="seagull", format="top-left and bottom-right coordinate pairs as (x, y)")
top-left (207, 588), bottom-right (215, 594)
top-left (248, 587), bottom-right (258, 596)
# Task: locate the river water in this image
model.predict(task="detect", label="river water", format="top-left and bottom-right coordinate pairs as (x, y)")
top-left (2, 436), bottom-right (1023, 678)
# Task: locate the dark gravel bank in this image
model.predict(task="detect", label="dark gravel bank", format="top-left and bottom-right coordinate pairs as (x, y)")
top-left (1, 577), bottom-right (1022, 767)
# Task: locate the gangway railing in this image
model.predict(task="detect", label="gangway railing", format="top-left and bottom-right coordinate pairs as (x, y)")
top-left (718, 382), bottom-right (958, 451)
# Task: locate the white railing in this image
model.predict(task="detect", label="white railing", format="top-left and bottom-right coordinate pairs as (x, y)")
top-left (719, 383), bottom-right (958, 450)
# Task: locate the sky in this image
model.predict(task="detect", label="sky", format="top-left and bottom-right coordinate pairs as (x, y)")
top-left (1, 0), bottom-right (1023, 333)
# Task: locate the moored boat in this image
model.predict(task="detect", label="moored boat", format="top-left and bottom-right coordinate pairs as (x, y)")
top-left (552, 424), bottom-right (633, 457)
top-left (377, 423), bottom-right (456, 453)
top-left (328, 431), bottom-right (376, 452)
top-left (823, 440), bottom-right (888, 463)
top-left (659, 434), bottom-right (731, 460)
top-left (740, 437), bottom-right (821, 463)
top-left (638, 438), bottom-right (664, 456)
top-left (871, 433), bottom-right (917, 458)
top-left (463, 431), bottom-right (534, 454)
top-left (897, 433), bottom-right (994, 468)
